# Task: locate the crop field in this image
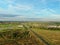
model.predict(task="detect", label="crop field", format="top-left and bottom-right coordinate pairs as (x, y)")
top-left (0, 22), bottom-right (45, 45)
top-left (29, 22), bottom-right (60, 45)
top-left (32, 28), bottom-right (60, 45)
top-left (0, 21), bottom-right (60, 45)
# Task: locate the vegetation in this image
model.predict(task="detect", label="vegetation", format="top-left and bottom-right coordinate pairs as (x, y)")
top-left (28, 22), bottom-right (60, 45)
top-left (0, 21), bottom-right (60, 45)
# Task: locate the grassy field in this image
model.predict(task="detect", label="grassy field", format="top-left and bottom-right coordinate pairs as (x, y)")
top-left (0, 22), bottom-right (31, 45)
top-left (32, 28), bottom-right (60, 45)
top-left (0, 28), bottom-right (31, 45)
top-left (26, 22), bottom-right (60, 45)
top-left (0, 21), bottom-right (60, 45)
top-left (0, 22), bottom-right (43, 45)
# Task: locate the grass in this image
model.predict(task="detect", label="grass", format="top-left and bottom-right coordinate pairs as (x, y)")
top-left (0, 22), bottom-right (60, 45)
top-left (0, 28), bottom-right (31, 45)
top-left (32, 28), bottom-right (60, 45)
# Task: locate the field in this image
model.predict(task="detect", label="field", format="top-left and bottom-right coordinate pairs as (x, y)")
top-left (32, 28), bottom-right (60, 45)
top-left (0, 22), bottom-right (44, 45)
top-left (28, 22), bottom-right (60, 45)
top-left (0, 21), bottom-right (60, 45)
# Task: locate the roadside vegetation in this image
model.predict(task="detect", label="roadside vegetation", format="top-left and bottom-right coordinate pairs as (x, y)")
top-left (0, 21), bottom-right (60, 45)
top-left (29, 22), bottom-right (60, 45)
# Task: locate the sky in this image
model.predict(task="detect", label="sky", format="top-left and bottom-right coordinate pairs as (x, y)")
top-left (0, 0), bottom-right (60, 21)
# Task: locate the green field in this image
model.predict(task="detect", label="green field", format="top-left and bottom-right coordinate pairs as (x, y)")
top-left (0, 21), bottom-right (60, 45)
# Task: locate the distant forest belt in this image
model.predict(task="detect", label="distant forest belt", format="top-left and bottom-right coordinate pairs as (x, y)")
top-left (30, 30), bottom-right (50, 45)
top-left (29, 30), bottom-right (46, 45)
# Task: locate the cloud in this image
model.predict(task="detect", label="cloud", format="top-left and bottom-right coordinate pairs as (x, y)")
top-left (0, 0), bottom-right (33, 14)
top-left (33, 8), bottom-right (60, 19)
top-left (53, 0), bottom-right (60, 1)
top-left (8, 4), bottom-right (33, 11)
top-left (41, 0), bottom-right (46, 4)
top-left (0, 0), bottom-right (33, 21)
top-left (0, 0), bottom-right (60, 21)
top-left (34, 8), bottom-right (55, 15)
top-left (0, 4), bottom-right (33, 15)
top-left (3, 0), bottom-right (15, 4)
top-left (0, 15), bottom-right (26, 21)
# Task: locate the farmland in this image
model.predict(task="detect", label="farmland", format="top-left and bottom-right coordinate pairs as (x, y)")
top-left (0, 21), bottom-right (60, 45)
top-left (0, 21), bottom-right (45, 45)
top-left (31, 28), bottom-right (60, 45)
top-left (28, 22), bottom-right (60, 45)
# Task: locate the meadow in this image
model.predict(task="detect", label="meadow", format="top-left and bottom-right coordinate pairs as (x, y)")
top-left (29, 22), bottom-right (60, 45)
top-left (0, 21), bottom-right (60, 45)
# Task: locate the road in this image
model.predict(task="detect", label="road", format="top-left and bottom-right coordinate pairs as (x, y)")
top-left (0, 24), bottom-right (50, 45)
top-left (30, 29), bottom-right (50, 45)
top-left (23, 24), bottom-right (50, 45)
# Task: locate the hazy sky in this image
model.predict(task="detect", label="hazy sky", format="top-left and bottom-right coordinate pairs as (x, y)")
top-left (0, 0), bottom-right (60, 21)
